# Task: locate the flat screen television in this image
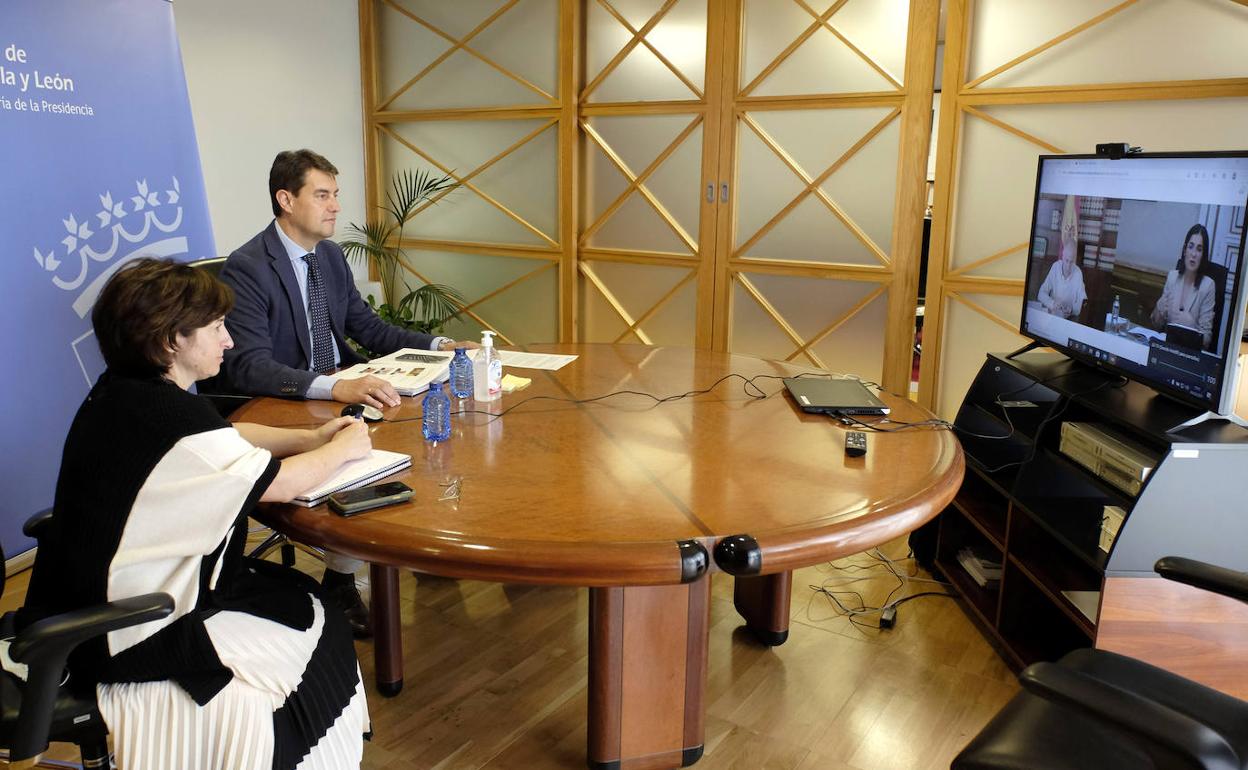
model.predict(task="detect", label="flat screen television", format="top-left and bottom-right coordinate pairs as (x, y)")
top-left (1019, 151), bottom-right (1248, 415)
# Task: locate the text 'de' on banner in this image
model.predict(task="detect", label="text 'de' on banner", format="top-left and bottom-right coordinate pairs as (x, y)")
top-left (0, 0), bottom-right (215, 558)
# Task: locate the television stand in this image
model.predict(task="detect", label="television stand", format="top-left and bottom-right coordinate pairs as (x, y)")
top-left (920, 350), bottom-right (1248, 670)
top-left (1004, 340), bottom-right (1046, 359)
top-left (1166, 410), bottom-right (1248, 435)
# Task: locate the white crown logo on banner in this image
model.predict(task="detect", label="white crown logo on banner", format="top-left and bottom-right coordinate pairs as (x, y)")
top-left (31, 177), bottom-right (189, 385)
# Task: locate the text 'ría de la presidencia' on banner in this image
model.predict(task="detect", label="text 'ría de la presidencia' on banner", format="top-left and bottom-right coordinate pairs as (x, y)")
top-left (0, 42), bottom-right (95, 117)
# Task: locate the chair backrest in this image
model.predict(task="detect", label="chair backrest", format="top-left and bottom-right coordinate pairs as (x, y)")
top-left (187, 256), bottom-right (228, 277)
top-left (1080, 266), bottom-right (1107, 326)
top-left (1204, 261), bottom-right (1228, 353)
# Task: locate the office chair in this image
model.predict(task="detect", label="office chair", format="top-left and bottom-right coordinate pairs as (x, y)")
top-left (1204, 262), bottom-right (1228, 354)
top-left (187, 254), bottom-right (226, 276)
top-left (1, 510), bottom-right (173, 768)
top-left (953, 556), bottom-right (1248, 770)
top-left (185, 256), bottom-right (322, 570)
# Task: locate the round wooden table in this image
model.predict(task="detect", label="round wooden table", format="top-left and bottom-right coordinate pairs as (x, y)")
top-left (235, 343), bottom-right (963, 770)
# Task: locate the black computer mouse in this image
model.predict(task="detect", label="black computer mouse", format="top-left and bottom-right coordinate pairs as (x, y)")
top-left (341, 403), bottom-right (384, 422)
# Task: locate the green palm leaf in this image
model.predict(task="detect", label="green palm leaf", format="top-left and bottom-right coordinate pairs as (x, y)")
top-left (340, 220), bottom-right (394, 267)
top-left (338, 167), bottom-right (464, 342)
top-left (387, 169), bottom-right (458, 226)
top-left (403, 283), bottom-right (465, 327)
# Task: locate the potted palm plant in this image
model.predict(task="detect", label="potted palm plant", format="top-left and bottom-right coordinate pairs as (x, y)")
top-left (339, 169), bottom-right (464, 354)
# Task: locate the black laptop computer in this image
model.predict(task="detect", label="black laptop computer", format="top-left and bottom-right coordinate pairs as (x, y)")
top-left (783, 377), bottom-right (889, 416)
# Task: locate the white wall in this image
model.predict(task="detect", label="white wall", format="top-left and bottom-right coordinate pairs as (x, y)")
top-left (172, 0), bottom-right (367, 265)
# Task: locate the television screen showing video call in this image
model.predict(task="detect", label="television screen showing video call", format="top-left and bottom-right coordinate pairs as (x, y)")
top-left (1020, 152), bottom-right (1248, 413)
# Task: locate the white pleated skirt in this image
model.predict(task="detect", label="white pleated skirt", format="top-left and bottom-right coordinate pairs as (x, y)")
top-left (98, 597), bottom-right (369, 770)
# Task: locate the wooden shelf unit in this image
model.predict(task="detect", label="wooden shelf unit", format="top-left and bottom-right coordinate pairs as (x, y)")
top-left (927, 350), bottom-right (1248, 667)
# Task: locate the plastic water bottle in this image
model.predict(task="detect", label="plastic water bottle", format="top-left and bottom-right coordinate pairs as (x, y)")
top-left (449, 347), bottom-right (473, 398)
top-left (1112, 294), bottom-right (1121, 331)
top-left (421, 381), bottom-right (452, 442)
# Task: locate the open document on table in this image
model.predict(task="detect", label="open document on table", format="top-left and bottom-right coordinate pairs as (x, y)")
top-left (328, 348), bottom-right (453, 396)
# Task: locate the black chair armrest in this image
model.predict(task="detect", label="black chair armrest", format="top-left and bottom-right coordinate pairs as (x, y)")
top-left (8, 593), bottom-right (173, 761)
top-left (1020, 662), bottom-right (1240, 770)
top-left (10, 593), bottom-right (174, 665)
top-left (1155, 556), bottom-right (1248, 605)
top-left (21, 508), bottom-right (55, 540)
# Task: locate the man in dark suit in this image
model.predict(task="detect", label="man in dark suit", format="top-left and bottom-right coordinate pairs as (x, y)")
top-left (213, 149), bottom-right (471, 637)
top-left (217, 148), bottom-right (467, 410)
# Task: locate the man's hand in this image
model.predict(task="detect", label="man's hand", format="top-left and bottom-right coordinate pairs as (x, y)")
top-left (438, 339), bottom-right (480, 351)
top-left (329, 419), bottom-right (373, 463)
top-left (331, 375), bottom-right (401, 408)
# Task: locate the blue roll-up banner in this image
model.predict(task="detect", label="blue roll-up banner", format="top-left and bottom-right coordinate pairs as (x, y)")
top-left (0, 0), bottom-right (214, 558)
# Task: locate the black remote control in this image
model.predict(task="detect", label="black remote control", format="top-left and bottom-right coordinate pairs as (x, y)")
top-left (845, 431), bottom-right (868, 457)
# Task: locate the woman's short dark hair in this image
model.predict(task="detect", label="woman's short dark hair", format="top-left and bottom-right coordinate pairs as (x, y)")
top-left (1175, 223), bottom-right (1211, 278)
top-left (269, 149), bottom-right (339, 217)
top-left (91, 257), bottom-right (233, 378)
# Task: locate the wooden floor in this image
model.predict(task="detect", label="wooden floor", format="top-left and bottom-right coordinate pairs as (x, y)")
top-left (4, 535), bottom-right (1017, 769)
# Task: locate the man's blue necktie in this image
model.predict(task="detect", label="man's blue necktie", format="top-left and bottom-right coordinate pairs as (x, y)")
top-left (303, 253), bottom-right (335, 373)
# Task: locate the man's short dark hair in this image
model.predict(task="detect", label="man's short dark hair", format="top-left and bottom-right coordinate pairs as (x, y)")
top-left (92, 257), bottom-right (233, 379)
top-left (269, 149), bottom-right (339, 217)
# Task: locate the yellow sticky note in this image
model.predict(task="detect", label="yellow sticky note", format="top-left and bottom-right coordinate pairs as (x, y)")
top-left (501, 373), bottom-right (531, 392)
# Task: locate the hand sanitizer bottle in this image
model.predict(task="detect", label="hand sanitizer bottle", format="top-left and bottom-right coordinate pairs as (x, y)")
top-left (473, 330), bottom-right (502, 402)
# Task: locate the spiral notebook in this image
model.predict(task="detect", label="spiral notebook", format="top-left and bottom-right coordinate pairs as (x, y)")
top-left (292, 449), bottom-right (412, 507)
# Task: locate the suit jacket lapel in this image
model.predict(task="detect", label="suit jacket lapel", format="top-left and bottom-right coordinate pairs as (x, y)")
top-left (264, 223), bottom-right (313, 366)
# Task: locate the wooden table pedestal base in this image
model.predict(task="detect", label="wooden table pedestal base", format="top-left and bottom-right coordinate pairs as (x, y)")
top-left (732, 571), bottom-right (793, 646)
top-left (364, 566), bottom-right (798, 768)
top-left (588, 580), bottom-right (710, 769)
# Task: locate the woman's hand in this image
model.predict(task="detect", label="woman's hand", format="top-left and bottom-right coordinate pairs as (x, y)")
top-left (329, 419), bottom-right (372, 463)
top-left (260, 419), bottom-right (374, 503)
top-left (314, 416), bottom-right (359, 447)
top-left (1172, 307), bottom-right (1197, 327)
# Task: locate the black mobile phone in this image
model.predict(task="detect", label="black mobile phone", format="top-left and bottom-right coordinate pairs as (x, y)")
top-left (329, 482), bottom-right (413, 516)
top-left (396, 353), bottom-right (444, 363)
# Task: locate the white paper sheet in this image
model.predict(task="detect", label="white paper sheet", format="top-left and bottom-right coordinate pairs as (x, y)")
top-left (469, 349), bottom-right (577, 370)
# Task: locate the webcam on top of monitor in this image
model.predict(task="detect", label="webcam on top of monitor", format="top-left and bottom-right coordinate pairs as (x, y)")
top-left (1095, 142), bottom-right (1142, 159)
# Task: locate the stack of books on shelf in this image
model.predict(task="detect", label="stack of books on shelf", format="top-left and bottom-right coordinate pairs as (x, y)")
top-left (1078, 219), bottom-right (1103, 243)
top-left (957, 548), bottom-right (1002, 588)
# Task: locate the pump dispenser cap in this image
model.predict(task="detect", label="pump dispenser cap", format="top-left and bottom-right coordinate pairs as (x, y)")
top-left (480, 330), bottom-right (496, 347)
